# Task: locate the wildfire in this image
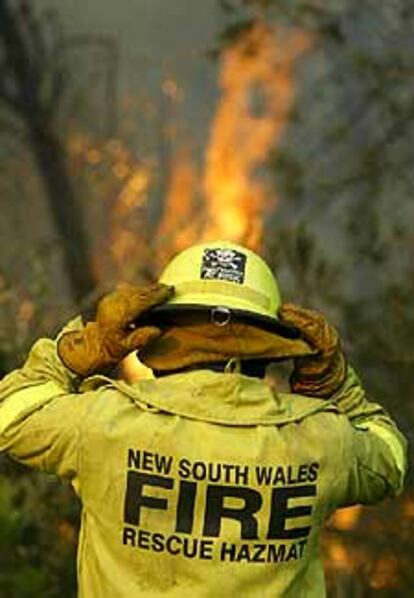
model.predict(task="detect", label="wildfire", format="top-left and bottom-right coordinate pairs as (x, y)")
top-left (151, 21), bottom-right (312, 266)
top-left (110, 165), bottom-right (151, 272)
top-left (154, 150), bottom-right (199, 266)
top-left (201, 23), bottom-right (311, 250)
top-left (93, 134), bottom-right (153, 281)
top-left (330, 505), bottom-right (362, 531)
top-left (322, 495), bottom-right (414, 592)
top-left (98, 22), bottom-right (311, 280)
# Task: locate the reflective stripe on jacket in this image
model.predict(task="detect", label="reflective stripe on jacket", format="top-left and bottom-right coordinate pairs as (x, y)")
top-left (0, 328), bottom-right (407, 597)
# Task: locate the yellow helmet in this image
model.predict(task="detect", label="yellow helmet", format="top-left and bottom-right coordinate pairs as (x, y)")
top-left (155, 241), bottom-right (294, 335)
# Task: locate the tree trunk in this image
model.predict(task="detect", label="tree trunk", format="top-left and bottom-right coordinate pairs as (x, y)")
top-left (29, 117), bottom-right (96, 304)
top-left (0, 0), bottom-right (96, 305)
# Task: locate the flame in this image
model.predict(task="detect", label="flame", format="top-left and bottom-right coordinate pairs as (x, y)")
top-left (114, 169), bottom-right (150, 218)
top-left (328, 538), bottom-right (354, 572)
top-left (322, 493), bottom-right (414, 592)
top-left (151, 21), bottom-right (312, 265)
top-left (155, 150), bottom-right (199, 267)
top-left (370, 556), bottom-right (401, 590)
top-left (64, 24), bottom-right (313, 284)
top-left (96, 22), bottom-right (312, 281)
top-left (402, 498), bottom-right (414, 518)
top-left (110, 163), bottom-right (152, 280)
top-left (201, 23), bottom-right (311, 249)
top-left (329, 505), bottom-right (362, 530)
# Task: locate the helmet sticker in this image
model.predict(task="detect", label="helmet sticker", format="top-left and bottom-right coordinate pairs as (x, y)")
top-left (200, 248), bottom-right (246, 284)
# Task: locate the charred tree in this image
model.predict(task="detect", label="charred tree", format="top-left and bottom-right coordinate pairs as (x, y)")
top-left (0, 0), bottom-right (95, 304)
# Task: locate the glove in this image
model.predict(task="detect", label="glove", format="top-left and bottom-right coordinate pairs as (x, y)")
top-left (278, 303), bottom-right (347, 398)
top-left (57, 283), bottom-right (173, 377)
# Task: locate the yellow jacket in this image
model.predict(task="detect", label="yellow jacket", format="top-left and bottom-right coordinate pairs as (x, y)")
top-left (0, 326), bottom-right (407, 597)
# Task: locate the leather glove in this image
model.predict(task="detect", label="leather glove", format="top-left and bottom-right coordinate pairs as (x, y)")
top-left (278, 303), bottom-right (347, 398)
top-left (57, 283), bottom-right (173, 377)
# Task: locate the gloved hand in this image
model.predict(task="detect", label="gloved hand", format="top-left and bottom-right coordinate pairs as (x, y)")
top-left (57, 283), bottom-right (174, 377)
top-left (278, 303), bottom-right (347, 398)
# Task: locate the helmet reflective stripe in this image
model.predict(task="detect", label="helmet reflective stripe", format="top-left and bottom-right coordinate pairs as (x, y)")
top-left (158, 241), bottom-right (281, 322)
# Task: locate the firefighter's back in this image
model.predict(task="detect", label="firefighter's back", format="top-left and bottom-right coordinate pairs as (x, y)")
top-left (76, 370), bottom-right (349, 597)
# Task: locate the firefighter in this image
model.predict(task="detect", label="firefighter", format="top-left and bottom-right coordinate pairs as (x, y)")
top-left (0, 241), bottom-right (407, 597)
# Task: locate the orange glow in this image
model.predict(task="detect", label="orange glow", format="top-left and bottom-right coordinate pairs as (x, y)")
top-left (330, 505), bottom-right (362, 530)
top-left (201, 22), bottom-right (311, 250)
top-left (402, 498), bottom-right (414, 518)
top-left (322, 494), bottom-right (414, 591)
top-left (58, 520), bottom-right (77, 546)
top-left (370, 556), bottom-right (401, 590)
top-left (110, 164), bottom-right (152, 279)
top-left (86, 149), bottom-right (101, 165)
top-left (18, 299), bottom-right (35, 324)
top-left (328, 539), bottom-right (353, 571)
top-left (115, 169), bottom-right (150, 215)
top-left (68, 24), bottom-right (312, 283)
top-left (157, 22), bottom-right (312, 262)
top-left (155, 151), bottom-right (199, 267)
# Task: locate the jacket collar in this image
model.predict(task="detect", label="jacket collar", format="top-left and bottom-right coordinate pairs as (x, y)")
top-left (85, 370), bottom-right (339, 427)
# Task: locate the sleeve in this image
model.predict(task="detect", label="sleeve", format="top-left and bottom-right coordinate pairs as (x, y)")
top-left (0, 317), bottom-right (89, 482)
top-left (332, 367), bottom-right (408, 507)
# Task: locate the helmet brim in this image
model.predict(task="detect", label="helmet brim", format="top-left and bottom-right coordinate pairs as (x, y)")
top-left (143, 303), bottom-right (302, 340)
